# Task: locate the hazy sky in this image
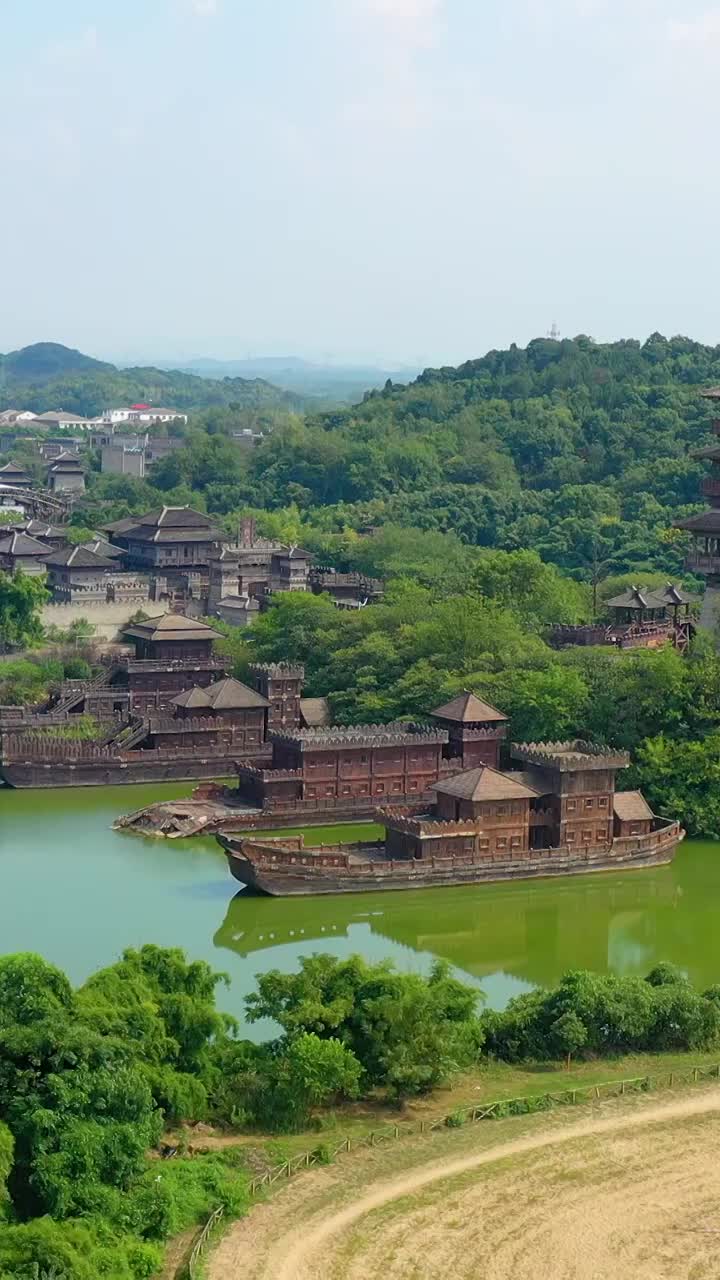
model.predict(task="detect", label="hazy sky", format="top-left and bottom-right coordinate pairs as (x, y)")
top-left (2, 0), bottom-right (720, 366)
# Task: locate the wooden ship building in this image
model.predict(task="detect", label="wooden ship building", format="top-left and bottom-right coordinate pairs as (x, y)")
top-left (219, 741), bottom-right (683, 896)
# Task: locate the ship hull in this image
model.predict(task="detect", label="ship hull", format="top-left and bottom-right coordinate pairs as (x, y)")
top-left (0, 757), bottom-right (240, 789)
top-left (219, 826), bottom-right (684, 897)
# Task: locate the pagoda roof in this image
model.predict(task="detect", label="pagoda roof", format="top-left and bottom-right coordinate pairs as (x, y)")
top-left (133, 506), bottom-right (216, 530)
top-left (25, 520), bottom-right (67, 539)
top-left (204, 677), bottom-right (269, 710)
top-left (656, 582), bottom-right (695, 606)
top-left (0, 461), bottom-right (28, 475)
top-left (102, 516), bottom-right (140, 535)
top-left (44, 544), bottom-right (116, 569)
top-left (49, 452), bottom-right (83, 469)
top-left (0, 531), bottom-right (50, 558)
top-left (433, 766), bottom-right (538, 802)
top-left (122, 612), bottom-right (223, 643)
top-left (700, 387), bottom-right (720, 400)
top-left (674, 510), bottom-right (720, 533)
top-left (691, 444), bottom-right (720, 461)
top-left (431, 691), bottom-right (508, 724)
top-left (605, 586), bottom-right (667, 610)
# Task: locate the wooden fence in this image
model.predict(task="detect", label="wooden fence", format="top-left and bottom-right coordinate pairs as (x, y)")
top-left (181, 1061), bottom-right (720, 1277)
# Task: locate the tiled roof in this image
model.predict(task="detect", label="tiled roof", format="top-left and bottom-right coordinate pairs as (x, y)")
top-left (299, 697), bottom-right (330, 728)
top-left (431, 691), bottom-right (508, 724)
top-left (44, 544), bottom-right (116, 569)
top-left (613, 791), bottom-right (654, 822)
top-left (122, 612), bottom-right (223, 642)
top-left (204, 677), bottom-right (269, 710)
top-left (605, 586), bottom-right (667, 610)
top-left (434, 766), bottom-right (539, 801)
top-left (0, 531), bottom-right (49, 558)
top-left (674, 510), bottom-right (720, 533)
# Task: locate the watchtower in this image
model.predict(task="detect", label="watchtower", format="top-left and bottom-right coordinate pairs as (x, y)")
top-left (249, 663), bottom-right (304, 732)
top-left (430, 691), bottom-right (509, 769)
top-left (510, 741), bottom-right (629, 850)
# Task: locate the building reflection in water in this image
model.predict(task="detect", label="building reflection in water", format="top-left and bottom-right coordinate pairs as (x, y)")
top-left (213, 843), bottom-right (720, 1009)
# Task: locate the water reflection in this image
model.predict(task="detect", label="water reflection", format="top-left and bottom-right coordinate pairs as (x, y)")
top-left (214, 844), bottom-right (720, 1006)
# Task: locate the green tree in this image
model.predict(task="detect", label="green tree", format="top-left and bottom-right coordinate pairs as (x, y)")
top-left (0, 572), bottom-right (48, 650)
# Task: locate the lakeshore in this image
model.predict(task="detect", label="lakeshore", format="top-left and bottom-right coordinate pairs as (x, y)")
top-left (1, 783), bottom-right (719, 1029)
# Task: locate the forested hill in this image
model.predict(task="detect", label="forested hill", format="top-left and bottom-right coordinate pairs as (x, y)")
top-left (227, 332), bottom-right (718, 578)
top-left (0, 343), bottom-right (301, 416)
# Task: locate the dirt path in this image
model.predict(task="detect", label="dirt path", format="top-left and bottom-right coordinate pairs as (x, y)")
top-left (208, 1085), bottom-right (720, 1280)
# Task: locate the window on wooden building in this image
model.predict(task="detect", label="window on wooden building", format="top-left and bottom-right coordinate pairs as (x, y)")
top-left (567, 831), bottom-right (576, 844)
top-left (567, 799), bottom-right (577, 812)
top-left (584, 798), bottom-right (594, 809)
top-left (582, 828), bottom-right (593, 842)
top-left (496, 837), bottom-right (507, 850)
top-left (598, 796), bottom-right (608, 808)
top-left (478, 838), bottom-right (490, 850)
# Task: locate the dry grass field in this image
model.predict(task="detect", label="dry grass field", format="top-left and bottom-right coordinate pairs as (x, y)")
top-left (208, 1084), bottom-right (720, 1280)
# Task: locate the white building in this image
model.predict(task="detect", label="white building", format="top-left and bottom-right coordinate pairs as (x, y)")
top-left (100, 405), bottom-right (188, 425)
top-left (31, 410), bottom-right (94, 430)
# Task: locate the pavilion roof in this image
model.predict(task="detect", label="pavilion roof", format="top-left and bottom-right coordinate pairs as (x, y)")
top-left (431, 691), bottom-right (508, 724)
top-left (433, 766), bottom-right (538, 802)
top-left (122, 612), bottom-right (223, 642)
top-left (700, 387), bottom-right (720, 400)
top-left (655, 582), bottom-right (695, 606)
top-left (674, 510), bottom-right (720, 533)
top-left (204, 677), bottom-right (269, 710)
top-left (604, 586), bottom-right (667, 610)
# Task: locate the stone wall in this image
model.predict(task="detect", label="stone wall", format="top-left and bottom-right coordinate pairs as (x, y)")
top-left (40, 601), bottom-right (166, 641)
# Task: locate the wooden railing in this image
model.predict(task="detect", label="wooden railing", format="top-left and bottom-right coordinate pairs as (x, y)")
top-left (178, 1060), bottom-right (720, 1277)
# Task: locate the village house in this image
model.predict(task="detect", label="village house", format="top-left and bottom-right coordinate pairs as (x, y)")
top-left (32, 410), bottom-right (94, 430)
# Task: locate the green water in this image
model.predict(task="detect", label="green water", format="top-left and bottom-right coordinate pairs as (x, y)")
top-left (1, 785), bottom-right (719, 1035)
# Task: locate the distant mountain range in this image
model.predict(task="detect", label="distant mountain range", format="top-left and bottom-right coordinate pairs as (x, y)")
top-left (0, 343), bottom-right (303, 418)
top-left (151, 355), bottom-right (421, 403)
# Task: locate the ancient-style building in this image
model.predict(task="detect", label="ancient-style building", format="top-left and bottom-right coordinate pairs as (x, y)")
top-left (46, 452), bottom-right (85, 494)
top-left (430, 691), bottom-right (508, 769)
top-left (104, 506), bottom-right (225, 574)
top-left (220, 740), bottom-right (682, 895)
top-left (0, 461), bottom-right (32, 489)
top-left (0, 530), bottom-right (49, 576)
top-left (237, 722), bottom-right (451, 817)
top-left (551, 583), bottom-right (695, 651)
top-left (0, 613), bottom-right (280, 786)
top-left (309, 568), bottom-right (384, 608)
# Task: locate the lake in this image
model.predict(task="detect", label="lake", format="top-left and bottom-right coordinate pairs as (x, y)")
top-left (1, 783), bottom-right (719, 1035)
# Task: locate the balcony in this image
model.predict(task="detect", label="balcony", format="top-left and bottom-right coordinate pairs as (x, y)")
top-left (701, 476), bottom-right (720, 499)
top-left (686, 552), bottom-right (720, 575)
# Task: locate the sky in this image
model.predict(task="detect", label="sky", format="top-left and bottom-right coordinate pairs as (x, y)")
top-left (2, 0), bottom-right (720, 367)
